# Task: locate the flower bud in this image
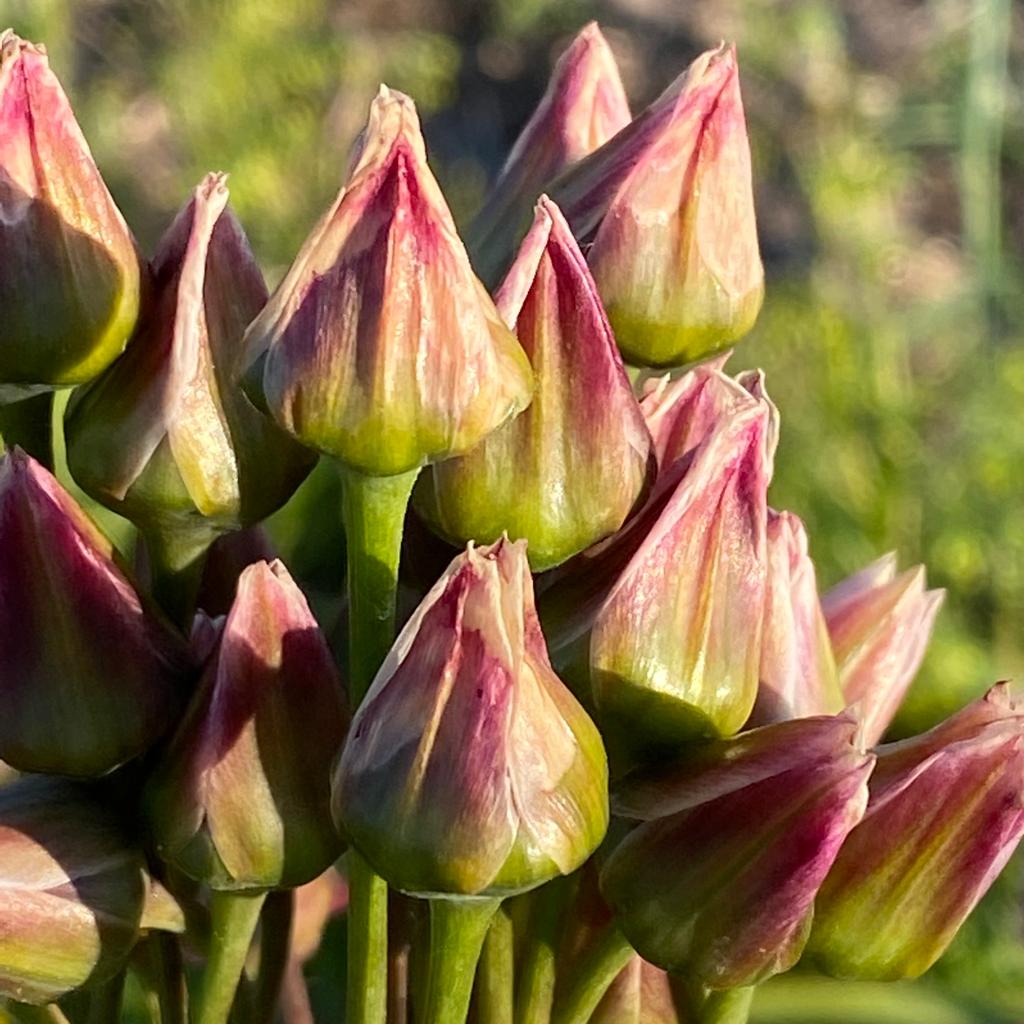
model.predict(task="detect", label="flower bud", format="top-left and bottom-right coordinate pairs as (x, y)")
top-left (244, 87), bottom-right (533, 476)
top-left (822, 553), bottom-right (944, 745)
top-left (333, 538), bottom-right (608, 898)
top-left (603, 715), bottom-right (873, 988)
top-left (0, 775), bottom-right (147, 1005)
top-left (0, 31), bottom-right (141, 399)
top-left (553, 45), bottom-right (763, 368)
top-left (467, 22), bottom-right (630, 286)
top-left (414, 197), bottom-right (651, 571)
top-left (66, 173), bottom-right (315, 534)
top-left (748, 511), bottom-right (843, 725)
top-left (0, 449), bottom-right (191, 776)
top-left (146, 560), bottom-right (348, 891)
top-left (808, 684), bottom-right (1024, 980)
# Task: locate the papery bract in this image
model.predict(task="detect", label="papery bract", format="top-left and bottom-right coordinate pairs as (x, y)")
top-left (0, 450), bottom-right (190, 776)
top-left (66, 173), bottom-right (315, 535)
top-left (0, 776), bottom-right (147, 1005)
top-left (332, 538), bottom-right (608, 898)
top-left (146, 560), bottom-right (348, 891)
top-left (467, 23), bottom-right (630, 286)
top-left (245, 87), bottom-right (533, 476)
top-left (0, 31), bottom-right (141, 398)
top-left (822, 553), bottom-right (944, 745)
top-left (603, 715), bottom-right (873, 988)
top-left (553, 44), bottom-right (763, 368)
top-left (415, 197), bottom-right (651, 570)
top-left (808, 684), bottom-right (1024, 980)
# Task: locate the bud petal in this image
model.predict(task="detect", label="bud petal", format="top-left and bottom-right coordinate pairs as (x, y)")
top-left (603, 715), bottom-right (873, 988)
top-left (0, 776), bottom-right (147, 1005)
top-left (822, 555), bottom-right (944, 745)
top-left (467, 23), bottom-right (630, 285)
top-left (554, 45), bottom-right (763, 367)
top-left (146, 560), bottom-right (349, 891)
top-left (414, 197), bottom-right (651, 570)
top-left (0, 32), bottom-right (141, 396)
top-left (748, 511), bottom-right (843, 725)
top-left (333, 538), bottom-right (608, 898)
top-left (66, 173), bottom-right (315, 532)
top-left (245, 87), bottom-right (533, 476)
top-left (808, 684), bottom-right (1024, 980)
top-left (0, 450), bottom-right (191, 775)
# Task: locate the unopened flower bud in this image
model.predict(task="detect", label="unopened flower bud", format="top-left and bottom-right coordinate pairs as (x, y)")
top-left (66, 173), bottom-right (314, 535)
top-left (822, 553), bottom-right (944, 745)
top-left (0, 31), bottom-right (141, 399)
top-left (0, 449), bottom-right (191, 776)
top-left (554, 44), bottom-right (763, 368)
top-left (415, 197), bottom-right (651, 570)
top-left (808, 684), bottom-right (1024, 980)
top-left (467, 23), bottom-right (630, 286)
top-left (604, 715), bottom-right (873, 988)
top-left (146, 560), bottom-right (348, 891)
top-left (244, 87), bottom-right (533, 476)
top-left (333, 538), bottom-right (608, 898)
top-left (0, 776), bottom-right (147, 1005)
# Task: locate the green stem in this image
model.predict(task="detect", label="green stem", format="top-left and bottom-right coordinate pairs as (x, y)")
top-left (0, 392), bottom-right (55, 470)
top-left (8, 1006), bottom-right (72, 1024)
top-left (143, 523), bottom-right (219, 630)
top-left (339, 464), bottom-right (418, 1024)
top-left (421, 898), bottom-right (501, 1024)
top-left (345, 852), bottom-right (390, 1024)
top-left (477, 906), bottom-right (515, 1024)
top-left (86, 970), bottom-right (126, 1024)
top-left (514, 876), bottom-right (576, 1024)
top-left (251, 891), bottom-right (293, 1024)
top-left (194, 891), bottom-right (267, 1024)
top-left (154, 934), bottom-right (189, 1024)
top-left (674, 981), bottom-right (756, 1024)
top-left (550, 925), bottom-right (634, 1024)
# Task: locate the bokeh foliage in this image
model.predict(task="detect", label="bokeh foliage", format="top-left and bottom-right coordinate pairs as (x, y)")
top-left (1, 0), bottom-right (1022, 1018)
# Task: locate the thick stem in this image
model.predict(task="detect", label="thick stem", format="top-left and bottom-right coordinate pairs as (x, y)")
top-left (0, 392), bottom-right (54, 470)
top-left (477, 906), bottom-right (515, 1024)
top-left (674, 981), bottom-right (756, 1024)
top-left (345, 852), bottom-right (390, 1024)
top-left (339, 464), bottom-right (418, 1024)
top-left (550, 925), bottom-right (634, 1024)
top-left (86, 970), bottom-right (126, 1024)
top-left (514, 876), bottom-right (576, 1024)
top-left (143, 523), bottom-right (219, 630)
top-left (194, 891), bottom-right (267, 1024)
top-left (421, 898), bottom-right (501, 1024)
top-left (252, 890), bottom-right (294, 1024)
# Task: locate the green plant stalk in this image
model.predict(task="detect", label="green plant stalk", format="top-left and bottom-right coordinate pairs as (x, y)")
top-left (0, 393), bottom-right (55, 470)
top-left (550, 925), bottom-right (634, 1024)
top-left (675, 982), bottom-right (756, 1024)
top-left (194, 891), bottom-right (267, 1024)
top-left (85, 970), bottom-right (126, 1024)
top-left (143, 522), bottom-right (221, 630)
top-left (133, 933), bottom-right (188, 1024)
top-left (252, 890), bottom-right (294, 1024)
top-left (514, 875), bottom-right (577, 1024)
top-left (7, 1005), bottom-right (72, 1024)
top-left (421, 898), bottom-right (502, 1024)
top-left (339, 464), bottom-right (419, 1024)
top-left (478, 906), bottom-right (515, 1024)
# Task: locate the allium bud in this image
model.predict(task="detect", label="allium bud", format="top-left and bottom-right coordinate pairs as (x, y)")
top-left (0, 31), bottom-right (141, 398)
top-left (333, 538), bottom-right (608, 899)
top-left (414, 197), bottom-right (651, 571)
top-left (748, 511), bottom-right (843, 725)
top-left (66, 173), bottom-right (314, 534)
top-left (0, 450), bottom-right (191, 776)
top-left (603, 715), bottom-right (873, 988)
top-left (808, 684), bottom-right (1024, 981)
top-left (244, 87), bottom-right (533, 476)
top-left (0, 776), bottom-right (147, 1005)
top-left (467, 23), bottom-right (630, 286)
top-left (822, 553), bottom-right (944, 745)
top-left (146, 560), bottom-right (348, 892)
top-left (553, 44), bottom-right (763, 368)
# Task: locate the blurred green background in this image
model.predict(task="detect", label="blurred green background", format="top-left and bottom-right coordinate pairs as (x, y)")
top-left (1, 0), bottom-right (1021, 1019)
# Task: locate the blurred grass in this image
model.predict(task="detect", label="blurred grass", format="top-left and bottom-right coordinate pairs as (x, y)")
top-left (1, 0), bottom-right (1022, 1018)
